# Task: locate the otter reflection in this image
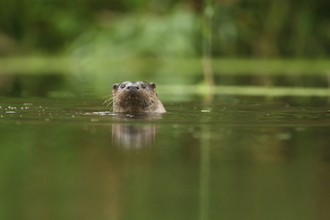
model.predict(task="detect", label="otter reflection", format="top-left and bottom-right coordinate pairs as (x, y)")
top-left (112, 113), bottom-right (162, 148)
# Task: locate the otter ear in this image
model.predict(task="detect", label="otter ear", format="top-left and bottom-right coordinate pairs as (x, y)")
top-left (113, 83), bottom-right (119, 90)
top-left (150, 82), bottom-right (156, 90)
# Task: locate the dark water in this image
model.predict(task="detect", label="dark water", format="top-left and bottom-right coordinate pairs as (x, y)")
top-left (1, 96), bottom-right (330, 220)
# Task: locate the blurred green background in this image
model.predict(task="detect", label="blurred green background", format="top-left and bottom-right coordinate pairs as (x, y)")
top-left (0, 0), bottom-right (330, 97)
top-left (1, 0), bottom-right (330, 58)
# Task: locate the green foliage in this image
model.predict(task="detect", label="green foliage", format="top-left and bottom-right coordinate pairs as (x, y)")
top-left (67, 5), bottom-right (199, 59)
top-left (0, 0), bottom-right (330, 57)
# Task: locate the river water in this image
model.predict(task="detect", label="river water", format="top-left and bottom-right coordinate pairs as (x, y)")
top-left (0, 95), bottom-right (330, 220)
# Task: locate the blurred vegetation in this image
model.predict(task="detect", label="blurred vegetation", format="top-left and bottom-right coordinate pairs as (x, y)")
top-left (0, 0), bottom-right (330, 58)
top-left (1, 0), bottom-right (330, 97)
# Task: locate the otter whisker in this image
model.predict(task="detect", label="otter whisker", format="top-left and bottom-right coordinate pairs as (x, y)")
top-left (103, 100), bottom-right (111, 106)
top-left (103, 97), bottom-right (113, 102)
top-left (103, 98), bottom-right (113, 106)
top-left (106, 100), bottom-right (113, 107)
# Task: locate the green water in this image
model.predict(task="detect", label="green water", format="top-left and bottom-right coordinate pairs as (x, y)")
top-left (0, 96), bottom-right (329, 220)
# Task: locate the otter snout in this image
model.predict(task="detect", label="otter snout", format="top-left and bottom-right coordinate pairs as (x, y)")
top-left (126, 85), bottom-right (139, 91)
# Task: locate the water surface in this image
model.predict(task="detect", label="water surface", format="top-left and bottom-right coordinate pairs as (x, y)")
top-left (0, 96), bottom-right (330, 220)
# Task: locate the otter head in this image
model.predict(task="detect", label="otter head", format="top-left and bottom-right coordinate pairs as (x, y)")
top-left (112, 81), bottom-right (166, 113)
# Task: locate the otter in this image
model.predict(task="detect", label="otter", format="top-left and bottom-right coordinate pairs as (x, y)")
top-left (110, 81), bottom-right (166, 113)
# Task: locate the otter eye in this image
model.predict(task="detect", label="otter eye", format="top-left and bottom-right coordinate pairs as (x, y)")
top-left (121, 84), bottom-right (125, 89)
top-left (142, 84), bottom-right (146, 89)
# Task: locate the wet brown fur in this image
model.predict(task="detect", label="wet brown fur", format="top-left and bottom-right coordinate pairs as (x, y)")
top-left (109, 81), bottom-right (166, 113)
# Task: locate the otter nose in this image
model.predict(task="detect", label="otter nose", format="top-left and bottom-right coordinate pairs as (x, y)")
top-left (126, 85), bottom-right (139, 91)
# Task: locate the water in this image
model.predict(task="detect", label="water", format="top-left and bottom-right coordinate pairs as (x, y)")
top-left (0, 96), bottom-right (330, 220)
